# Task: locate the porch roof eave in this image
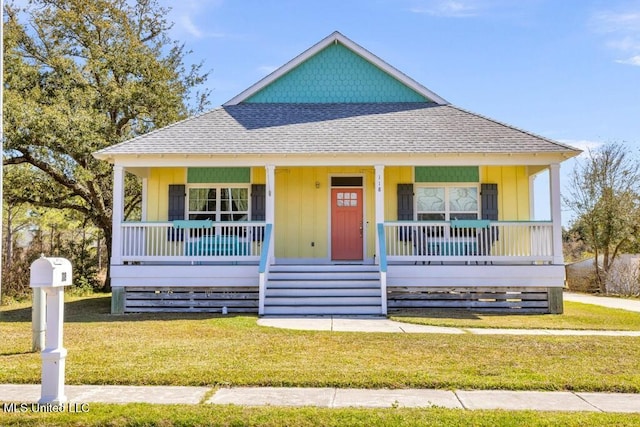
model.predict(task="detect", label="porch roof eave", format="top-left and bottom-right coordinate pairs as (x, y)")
top-left (95, 150), bottom-right (579, 169)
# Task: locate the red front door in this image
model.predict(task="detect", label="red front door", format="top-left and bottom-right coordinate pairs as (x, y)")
top-left (331, 188), bottom-right (363, 261)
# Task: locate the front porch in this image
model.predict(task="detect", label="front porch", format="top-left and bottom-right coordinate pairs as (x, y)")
top-left (110, 219), bottom-right (565, 315)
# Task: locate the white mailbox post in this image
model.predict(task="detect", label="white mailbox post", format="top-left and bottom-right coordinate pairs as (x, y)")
top-left (30, 256), bottom-right (72, 405)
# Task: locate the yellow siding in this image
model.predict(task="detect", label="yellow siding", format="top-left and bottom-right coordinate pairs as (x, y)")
top-left (481, 166), bottom-right (530, 221)
top-left (384, 166), bottom-right (413, 221)
top-left (383, 166), bottom-right (530, 222)
top-left (142, 165), bottom-right (530, 260)
top-left (146, 168), bottom-right (187, 221)
top-left (274, 167), bottom-right (376, 259)
top-left (252, 167), bottom-right (266, 184)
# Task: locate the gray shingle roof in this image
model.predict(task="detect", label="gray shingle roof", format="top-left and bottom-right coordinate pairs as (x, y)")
top-left (94, 103), bottom-right (579, 157)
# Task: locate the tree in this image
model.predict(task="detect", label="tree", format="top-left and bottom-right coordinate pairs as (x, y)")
top-left (2, 0), bottom-right (209, 290)
top-left (564, 143), bottom-right (640, 293)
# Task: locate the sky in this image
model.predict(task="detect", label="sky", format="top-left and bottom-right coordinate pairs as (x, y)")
top-left (9, 0), bottom-right (639, 222)
top-left (155, 0), bottom-right (639, 224)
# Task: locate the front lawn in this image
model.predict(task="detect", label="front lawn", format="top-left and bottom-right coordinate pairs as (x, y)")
top-left (2, 404), bottom-right (640, 427)
top-left (1, 295), bottom-right (640, 392)
top-left (390, 301), bottom-right (640, 330)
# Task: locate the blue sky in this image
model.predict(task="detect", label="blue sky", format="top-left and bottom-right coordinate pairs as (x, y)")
top-left (162, 0), bottom-right (639, 148)
top-left (159, 0), bottom-right (640, 224)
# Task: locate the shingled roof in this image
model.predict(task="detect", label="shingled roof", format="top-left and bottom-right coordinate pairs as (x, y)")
top-left (94, 102), bottom-right (578, 158)
top-left (94, 31), bottom-right (580, 160)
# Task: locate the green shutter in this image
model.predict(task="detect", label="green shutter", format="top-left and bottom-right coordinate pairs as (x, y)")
top-left (187, 167), bottom-right (250, 183)
top-left (415, 166), bottom-right (479, 183)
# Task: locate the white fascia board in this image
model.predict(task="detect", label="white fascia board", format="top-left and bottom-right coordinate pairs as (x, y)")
top-left (108, 151), bottom-right (575, 168)
top-left (224, 31), bottom-right (449, 106)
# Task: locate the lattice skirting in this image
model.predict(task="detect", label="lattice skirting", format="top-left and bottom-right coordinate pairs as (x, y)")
top-left (387, 286), bottom-right (555, 313)
top-left (123, 287), bottom-right (259, 313)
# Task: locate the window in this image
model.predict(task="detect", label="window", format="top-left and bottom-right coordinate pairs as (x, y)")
top-left (336, 192), bottom-right (358, 207)
top-left (416, 185), bottom-right (479, 221)
top-left (188, 186), bottom-right (249, 222)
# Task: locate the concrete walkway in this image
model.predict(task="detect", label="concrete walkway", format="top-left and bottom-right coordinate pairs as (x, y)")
top-left (1, 384), bottom-right (639, 413)
top-left (257, 317), bottom-right (640, 336)
top-left (257, 292), bottom-right (640, 336)
top-left (564, 292), bottom-right (640, 313)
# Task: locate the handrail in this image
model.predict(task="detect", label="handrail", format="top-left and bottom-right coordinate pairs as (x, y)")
top-left (259, 224), bottom-right (273, 273)
top-left (377, 223), bottom-right (387, 273)
top-left (258, 223), bottom-right (273, 316)
top-left (377, 223), bottom-right (388, 316)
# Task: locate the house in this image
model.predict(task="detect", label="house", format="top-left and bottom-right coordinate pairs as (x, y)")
top-left (94, 31), bottom-right (581, 315)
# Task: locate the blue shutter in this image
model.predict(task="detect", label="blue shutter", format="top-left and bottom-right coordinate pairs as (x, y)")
top-left (480, 183), bottom-right (499, 252)
top-left (251, 184), bottom-right (266, 221)
top-left (480, 184), bottom-right (498, 220)
top-left (251, 184), bottom-right (266, 241)
top-left (397, 184), bottom-right (414, 241)
top-left (168, 185), bottom-right (185, 241)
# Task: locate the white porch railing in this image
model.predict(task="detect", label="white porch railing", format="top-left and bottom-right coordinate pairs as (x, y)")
top-left (383, 221), bottom-right (554, 264)
top-left (119, 221), bottom-right (266, 263)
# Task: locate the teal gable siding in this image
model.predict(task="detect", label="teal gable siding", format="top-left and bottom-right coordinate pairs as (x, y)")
top-left (245, 43), bottom-right (430, 103)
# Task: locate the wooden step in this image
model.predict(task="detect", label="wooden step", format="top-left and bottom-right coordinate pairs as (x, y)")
top-left (266, 287), bottom-right (381, 297)
top-left (264, 264), bottom-right (383, 316)
top-left (263, 305), bottom-right (383, 316)
top-left (267, 280), bottom-right (379, 289)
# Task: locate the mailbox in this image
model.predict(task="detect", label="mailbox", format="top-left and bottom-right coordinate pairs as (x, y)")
top-left (29, 255), bottom-right (72, 405)
top-left (30, 256), bottom-right (72, 288)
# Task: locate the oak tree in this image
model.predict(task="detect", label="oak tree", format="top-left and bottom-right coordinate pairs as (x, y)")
top-left (3, 0), bottom-right (209, 289)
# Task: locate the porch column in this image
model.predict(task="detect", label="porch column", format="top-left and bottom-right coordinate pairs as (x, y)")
top-left (265, 165), bottom-right (276, 263)
top-left (141, 177), bottom-right (148, 222)
top-left (549, 163), bottom-right (563, 265)
top-left (374, 165), bottom-right (385, 224)
top-left (111, 165), bottom-right (125, 265)
top-left (374, 164), bottom-right (387, 315)
top-left (374, 165), bottom-right (385, 264)
top-left (529, 174), bottom-right (536, 220)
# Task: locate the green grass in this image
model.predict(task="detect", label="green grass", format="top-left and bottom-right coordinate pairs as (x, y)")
top-left (1, 404), bottom-right (640, 427)
top-left (2, 295), bottom-right (640, 392)
top-left (390, 301), bottom-right (640, 330)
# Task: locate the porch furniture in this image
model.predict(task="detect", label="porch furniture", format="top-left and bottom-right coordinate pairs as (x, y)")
top-left (450, 219), bottom-right (491, 255)
top-left (186, 235), bottom-right (244, 256)
top-left (169, 219), bottom-right (214, 242)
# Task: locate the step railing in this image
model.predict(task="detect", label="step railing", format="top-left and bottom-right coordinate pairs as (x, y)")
top-left (258, 223), bottom-right (273, 316)
top-left (377, 223), bottom-right (388, 315)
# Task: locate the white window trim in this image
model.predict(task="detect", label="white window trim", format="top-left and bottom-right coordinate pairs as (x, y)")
top-left (186, 184), bottom-right (251, 222)
top-left (415, 183), bottom-right (480, 221)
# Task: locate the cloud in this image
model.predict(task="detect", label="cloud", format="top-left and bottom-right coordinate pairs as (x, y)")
top-left (257, 65), bottom-right (279, 75)
top-left (606, 36), bottom-right (640, 52)
top-left (161, 0), bottom-right (226, 40)
top-left (179, 15), bottom-right (205, 39)
top-left (177, 14), bottom-right (227, 39)
top-left (591, 11), bottom-right (640, 34)
top-left (409, 0), bottom-right (479, 17)
top-left (616, 55), bottom-right (640, 66)
top-left (559, 139), bottom-right (604, 158)
top-left (590, 6), bottom-right (640, 67)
